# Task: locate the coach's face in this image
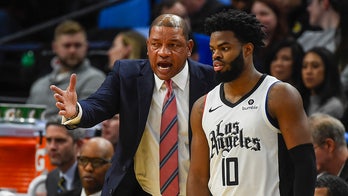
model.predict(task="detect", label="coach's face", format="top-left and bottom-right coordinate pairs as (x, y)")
top-left (147, 25), bottom-right (193, 81)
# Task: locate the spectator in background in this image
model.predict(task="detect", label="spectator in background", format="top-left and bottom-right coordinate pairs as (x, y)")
top-left (26, 20), bottom-right (105, 119)
top-left (101, 114), bottom-right (120, 150)
top-left (299, 47), bottom-right (345, 119)
top-left (180, 0), bottom-right (227, 34)
top-left (273, 0), bottom-right (301, 15)
top-left (308, 113), bottom-right (348, 182)
top-left (106, 30), bottom-right (147, 72)
top-left (61, 137), bottom-right (114, 196)
top-left (251, 0), bottom-right (291, 72)
top-left (76, 137), bottom-right (114, 196)
top-left (297, 0), bottom-right (348, 54)
top-left (152, 0), bottom-right (191, 31)
top-left (264, 38), bottom-right (304, 88)
top-left (297, 0), bottom-right (348, 99)
top-left (273, 0), bottom-right (311, 38)
top-left (45, 115), bottom-right (84, 196)
top-left (315, 174), bottom-right (348, 196)
top-left (229, 0), bottom-right (254, 13)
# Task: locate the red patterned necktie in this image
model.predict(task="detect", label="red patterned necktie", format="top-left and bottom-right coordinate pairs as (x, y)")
top-left (160, 80), bottom-right (179, 195)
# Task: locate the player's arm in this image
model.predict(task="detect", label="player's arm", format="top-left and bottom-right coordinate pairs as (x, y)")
top-left (187, 95), bottom-right (210, 196)
top-left (268, 82), bottom-right (316, 196)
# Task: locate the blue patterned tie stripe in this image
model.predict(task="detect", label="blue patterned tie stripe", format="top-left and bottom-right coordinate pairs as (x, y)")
top-left (160, 143), bottom-right (178, 168)
top-left (160, 168), bottom-right (179, 194)
top-left (160, 114), bottom-right (178, 142)
top-left (162, 92), bottom-right (176, 111)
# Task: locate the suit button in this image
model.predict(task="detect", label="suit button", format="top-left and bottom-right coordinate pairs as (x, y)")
top-left (109, 189), bottom-right (113, 194)
top-left (122, 166), bottom-right (127, 171)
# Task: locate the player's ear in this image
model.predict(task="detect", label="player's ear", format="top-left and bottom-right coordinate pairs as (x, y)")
top-left (243, 42), bottom-right (254, 57)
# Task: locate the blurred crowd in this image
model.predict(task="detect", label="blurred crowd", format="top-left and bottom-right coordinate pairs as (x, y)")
top-left (1, 0), bottom-right (347, 127)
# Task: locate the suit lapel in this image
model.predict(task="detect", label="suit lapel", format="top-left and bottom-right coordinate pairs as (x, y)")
top-left (137, 61), bottom-right (154, 139)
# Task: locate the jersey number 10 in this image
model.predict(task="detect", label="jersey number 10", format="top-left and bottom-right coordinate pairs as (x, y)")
top-left (222, 157), bottom-right (239, 186)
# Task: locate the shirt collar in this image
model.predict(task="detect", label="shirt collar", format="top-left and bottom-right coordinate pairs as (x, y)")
top-left (81, 188), bottom-right (102, 196)
top-left (154, 60), bottom-right (189, 91)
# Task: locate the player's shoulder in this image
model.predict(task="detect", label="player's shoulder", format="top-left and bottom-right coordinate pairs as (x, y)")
top-left (270, 81), bottom-right (300, 96)
top-left (268, 80), bottom-right (303, 107)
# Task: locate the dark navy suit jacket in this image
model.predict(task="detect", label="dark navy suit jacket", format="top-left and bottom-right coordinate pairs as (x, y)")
top-left (77, 59), bottom-right (216, 195)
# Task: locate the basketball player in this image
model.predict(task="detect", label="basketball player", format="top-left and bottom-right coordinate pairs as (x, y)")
top-left (187, 9), bottom-right (316, 196)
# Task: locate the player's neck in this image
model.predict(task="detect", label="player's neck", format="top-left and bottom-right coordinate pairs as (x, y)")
top-left (223, 68), bottom-right (262, 101)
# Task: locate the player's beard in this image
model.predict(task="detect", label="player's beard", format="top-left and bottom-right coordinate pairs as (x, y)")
top-left (215, 50), bottom-right (244, 83)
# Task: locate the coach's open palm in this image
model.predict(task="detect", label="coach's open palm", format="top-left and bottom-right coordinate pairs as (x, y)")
top-left (50, 73), bottom-right (78, 119)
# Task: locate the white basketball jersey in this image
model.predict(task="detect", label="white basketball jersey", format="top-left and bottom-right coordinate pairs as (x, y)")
top-left (202, 75), bottom-right (293, 196)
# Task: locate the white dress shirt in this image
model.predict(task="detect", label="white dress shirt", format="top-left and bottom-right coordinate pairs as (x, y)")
top-left (80, 188), bottom-right (101, 196)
